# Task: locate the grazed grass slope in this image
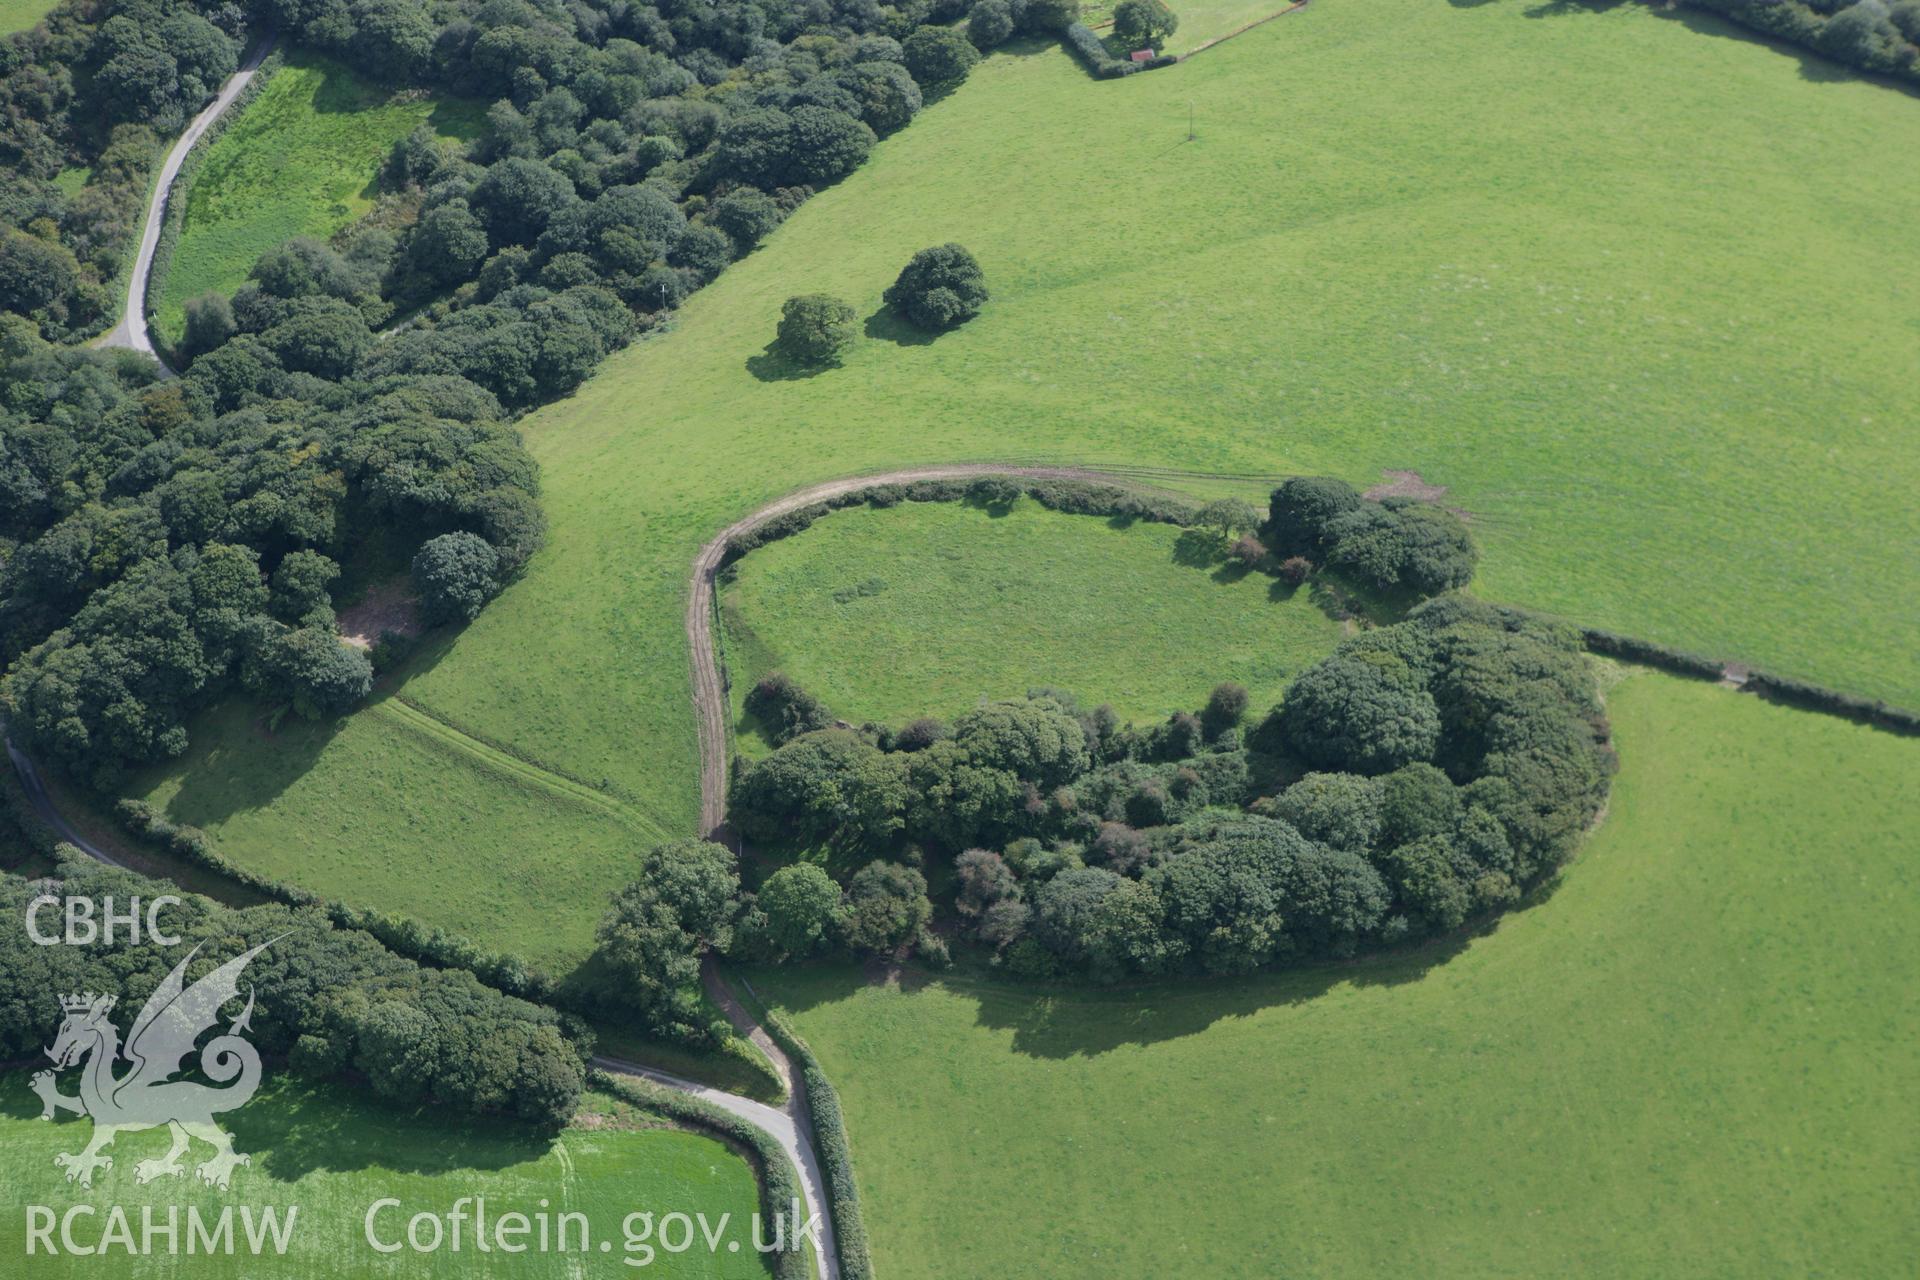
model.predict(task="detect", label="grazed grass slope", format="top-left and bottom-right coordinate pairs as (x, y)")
top-left (152, 52), bottom-right (482, 344)
top-left (0, 1078), bottom-right (768, 1277)
top-left (757, 675), bottom-right (1920, 1277)
top-left (720, 497), bottom-right (1345, 750)
top-left (136, 695), bottom-right (664, 972)
top-left (0, 0), bottom-right (56, 36)
top-left (136, 0), bottom-right (1920, 971)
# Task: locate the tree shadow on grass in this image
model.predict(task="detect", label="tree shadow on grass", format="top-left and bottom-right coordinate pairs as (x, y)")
top-left (862, 304), bottom-right (937, 347)
top-left (1521, 0), bottom-right (1920, 95)
top-left (138, 624), bottom-right (466, 834)
top-left (229, 1078), bottom-right (559, 1181)
top-left (762, 869), bottom-right (1578, 1059)
top-left (0, 1075), bottom-right (558, 1183)
top-left (1168, 531), bottom-right (1254, 585)
top-left (746, 341), bottom-right (837, 382)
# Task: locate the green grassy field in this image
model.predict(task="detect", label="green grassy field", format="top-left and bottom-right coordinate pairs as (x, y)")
top-left (134, 0), bottom-right (1920, 972)
top-left (0, 0), bottom-right (56, 35)
top-left (721, 497), bottom-right (1346, 752)
top-left (755, 674), bottom-right (1920, 1276)
top-left (135, 692), bottom-right (667, 974)
top-left (0, 1078), bottom-right (769, 1277)
top-left (152, 52), bottom-right (482, 345)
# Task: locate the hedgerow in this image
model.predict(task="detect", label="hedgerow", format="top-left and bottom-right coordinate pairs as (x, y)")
top-left (756, 1005), bottom-right (875, 1280)
top-left (1062, 21), bottom-right (1180, 77)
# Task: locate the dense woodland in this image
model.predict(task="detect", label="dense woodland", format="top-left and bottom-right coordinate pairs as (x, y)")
top-left (0, 855), bottom-right (587, 1124)
top-left (708, 593), bottom-right (1613, 987)
top-left (0, 0), bottom-right (1075, 786)
top-left (573, 489), bottom-right (1606, 1041)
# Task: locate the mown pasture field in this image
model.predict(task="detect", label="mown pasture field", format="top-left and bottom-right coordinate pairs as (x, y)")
top-left (133, 0), bottom-right (1920, 975)
top-left (0, 0), bottom-right (55, 35)
top-left (755, 674), bottom-right (1920, 1277)
top-left (0, 1078), bottom-right (770, 1278)
top-left (720, 497), bottom-right (1347, 753)
top-left (152, 52), bottom-right (483, 345)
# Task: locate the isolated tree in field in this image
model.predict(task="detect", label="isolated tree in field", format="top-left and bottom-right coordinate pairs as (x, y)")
top-left (903, 27), bottom-right (980, 93)
top-left (776, 293), bottom-right (859, 366)
top-left (884, 243), bottom-right (988, 332)
top-left (1113, 0), bottom-right (1178, 48)
top-left (412, 531), bottom-right (501, 625)
top-left (757, 863), bottom-right (844, 958)
top-left (970, 0), bottom-right (1016, 49)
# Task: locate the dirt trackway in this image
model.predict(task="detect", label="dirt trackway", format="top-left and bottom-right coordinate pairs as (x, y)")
top-left (685, 464), bottom-right (1166, 839)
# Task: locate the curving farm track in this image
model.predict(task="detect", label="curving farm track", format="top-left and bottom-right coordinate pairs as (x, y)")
top-left (686, 464), bottom-right (1158, 839)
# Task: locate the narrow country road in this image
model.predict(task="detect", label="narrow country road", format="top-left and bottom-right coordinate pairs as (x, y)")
top-left (3, 732), bottom-right (132, 870)
top-left (10, 461), bottom-right (1273, 1280)
top-left (4, 718), bottom-right (842, 1277)
top-left (97, 34), bottom-right (276, 373)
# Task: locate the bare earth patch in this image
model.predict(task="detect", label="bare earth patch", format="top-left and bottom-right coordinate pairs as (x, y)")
top-left (336, 577), bottom-right (423, 649)
top-left (1365, 469), bottom-right (1448, 502)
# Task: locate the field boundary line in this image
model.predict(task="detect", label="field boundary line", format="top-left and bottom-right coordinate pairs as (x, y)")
top-left (378, 696), bottom-right (674, 836)
top-left (687, 463), bottom-right (1196, 839)
top-left (1177, 0), bottom-right (1311, 60)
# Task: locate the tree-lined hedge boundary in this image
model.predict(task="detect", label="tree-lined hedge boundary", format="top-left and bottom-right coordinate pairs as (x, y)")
top-left (1062, 22), bottom-right (1179, 77)
top-left (112, 796), bottom-right (560, 999)
top-left (1579, 630), bottom-right (1919, 735)
top-left (141, 48), bottom-right (287, 370)
top-left (721, 474), bottom-right (1197, 568)
top-left (710, 471), bottom-right (1920, 743)
top-left (590, 1070), bottom-right (809, 1280)
top-left (754, 1003), bottom-right (874, 1280)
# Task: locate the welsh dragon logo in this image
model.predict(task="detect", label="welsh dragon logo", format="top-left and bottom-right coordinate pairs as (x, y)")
top-left (29, 937), bottom-right (280, 1191)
